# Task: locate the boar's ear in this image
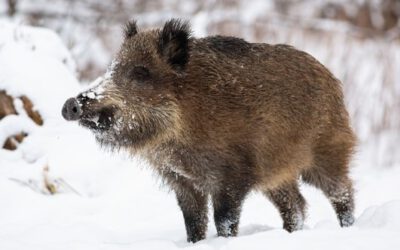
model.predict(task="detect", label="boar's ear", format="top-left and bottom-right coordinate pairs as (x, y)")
top-left (158, 19), bottom-right (191, 71)
top-left (124, 20), bottom-right (138, 39)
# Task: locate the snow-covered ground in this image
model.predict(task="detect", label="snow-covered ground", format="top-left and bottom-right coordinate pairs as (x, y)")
top-left (0, 22), bottom-right (399, 250)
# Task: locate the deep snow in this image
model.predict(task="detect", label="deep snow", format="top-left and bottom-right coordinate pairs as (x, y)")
top-left (0, 21), bottom-right (400, 250)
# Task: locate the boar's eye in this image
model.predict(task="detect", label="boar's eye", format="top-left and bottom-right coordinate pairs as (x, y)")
top-left (129, 66), bottom-right (150, 82)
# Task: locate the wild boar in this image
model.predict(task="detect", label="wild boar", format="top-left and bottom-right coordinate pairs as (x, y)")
top-left (62, 19), bottom-right (356, 243)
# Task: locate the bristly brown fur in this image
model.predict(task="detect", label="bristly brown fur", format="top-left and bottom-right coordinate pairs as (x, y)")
top-left (69, 18), bottom-right (357, 243)
top-left (124, 20), bottom-right (138, 39)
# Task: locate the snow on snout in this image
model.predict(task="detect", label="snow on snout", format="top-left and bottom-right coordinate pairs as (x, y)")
top-left (81, 77), bottom-right (106, 101)
top-left (80, 60), bottom-right (118, 101)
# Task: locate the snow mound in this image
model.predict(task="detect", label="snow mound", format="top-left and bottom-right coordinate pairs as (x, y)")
top-left (0, 20), bottom-right (80, 120)
top-left (356, 200), bottom-right (400, 230)
top-left (0, 21), bottom-right (113, 195)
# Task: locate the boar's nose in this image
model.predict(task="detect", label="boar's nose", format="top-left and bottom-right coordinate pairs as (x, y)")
top-left (62, 97), bottom-right (82, 121)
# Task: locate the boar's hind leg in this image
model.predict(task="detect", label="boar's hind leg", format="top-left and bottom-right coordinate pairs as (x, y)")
top-left (264, 182), bottom-right (306, 232)
top-left (212, 184), bottom-right (250, 237)
top-left (302, 137), bottom-right (355, 227)
top-left (171, 176), bottom-right (208, 243)
top-left (302, 169), bottom-right (355, 227)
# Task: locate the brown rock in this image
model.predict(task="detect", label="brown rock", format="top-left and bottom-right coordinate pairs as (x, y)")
top-left (20, 95), bottom-right (43, 125)
top-left (0, 90), bottom-right (17, 119)
top-left (0, 90), bottom-right (43, 150)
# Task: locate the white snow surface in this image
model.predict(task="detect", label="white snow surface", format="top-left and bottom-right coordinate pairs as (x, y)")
top-left (1, 22), bottom-right (400, 250)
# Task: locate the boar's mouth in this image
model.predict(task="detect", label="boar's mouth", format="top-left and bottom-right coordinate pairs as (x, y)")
top-left (79, 107), bottom-right (115, 132)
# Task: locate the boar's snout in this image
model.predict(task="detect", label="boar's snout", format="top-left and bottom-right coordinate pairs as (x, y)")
top-left (62, 97), bottom-right (82, 121)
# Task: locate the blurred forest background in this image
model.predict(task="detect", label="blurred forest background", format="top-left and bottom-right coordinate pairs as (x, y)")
top-left (1, 0), bottom-right (399, 168)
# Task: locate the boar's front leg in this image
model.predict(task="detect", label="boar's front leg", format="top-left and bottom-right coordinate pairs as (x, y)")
top-left (172, 177), bottom-right (208, 243)
top-left (212, 184), bottom-right (250, 237)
